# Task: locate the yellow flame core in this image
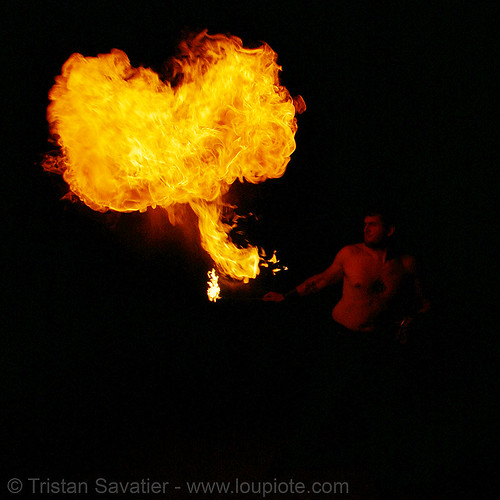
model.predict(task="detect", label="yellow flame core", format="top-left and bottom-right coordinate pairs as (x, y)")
top-left (43, 32), bottom-right (302, 281)
top-left (207, 268), bottom-right (221, 302)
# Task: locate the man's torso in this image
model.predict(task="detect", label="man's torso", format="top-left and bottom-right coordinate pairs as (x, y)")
top-left (332, 244), bottom-right (414, 332)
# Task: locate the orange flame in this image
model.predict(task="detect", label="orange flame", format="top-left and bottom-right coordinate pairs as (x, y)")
top-left (207, 268), bottom-right (221, 302)
top-left (43, 31), bottom-right (304, 281)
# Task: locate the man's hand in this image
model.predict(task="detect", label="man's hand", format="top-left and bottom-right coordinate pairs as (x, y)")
top-left (263, 291), bottom-right (285, 302)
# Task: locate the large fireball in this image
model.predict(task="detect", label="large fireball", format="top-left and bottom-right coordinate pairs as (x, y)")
top-left (43, 31), bottom-right (304, 282)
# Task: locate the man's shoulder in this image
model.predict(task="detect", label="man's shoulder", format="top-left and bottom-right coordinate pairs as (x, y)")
top-left (345, 243), bottom-right (365, 253)
top-left (399, 253), bottom-right (417, 272)
top-left (338, 243), bottom-right (364, 258)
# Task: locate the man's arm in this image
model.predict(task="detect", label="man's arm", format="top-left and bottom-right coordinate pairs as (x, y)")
top-left (404, 256), bottom-right (431, 315)
top-left (397, 256), bottom-right (431, 343)
top-left (295, 247), bottom-right (347, 296)
top-left (263, 246), bottom-right (348, 302)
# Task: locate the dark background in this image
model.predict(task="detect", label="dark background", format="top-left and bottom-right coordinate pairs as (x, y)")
top-left (2, 1), bottom-right (497, 497)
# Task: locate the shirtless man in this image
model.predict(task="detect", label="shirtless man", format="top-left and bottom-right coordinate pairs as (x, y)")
top-left (263, 211), bottom-right (430, 337)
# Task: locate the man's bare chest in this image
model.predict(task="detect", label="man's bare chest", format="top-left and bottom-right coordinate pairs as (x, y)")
top-left (344, 257), bottom-right (406, 295)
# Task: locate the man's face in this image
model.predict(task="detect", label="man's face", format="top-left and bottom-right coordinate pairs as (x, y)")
top-left (363, 215), bottom-right (391, 247)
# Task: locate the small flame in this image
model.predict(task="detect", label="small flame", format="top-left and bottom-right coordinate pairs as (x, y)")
top-left (261, 249), bottom-right (288, 275)
top-left (42, 31), bottom-right (304, 283)
top-left (207, 268), bottom-right (221, 302)
top-left (268, 250), bottom-right (279, 265)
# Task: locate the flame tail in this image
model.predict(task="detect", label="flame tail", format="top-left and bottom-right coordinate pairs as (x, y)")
top-left (191, 200), bottom-right (260, 282)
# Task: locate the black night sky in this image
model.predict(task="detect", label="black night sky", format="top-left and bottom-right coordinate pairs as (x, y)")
top-left (2, 1), bottom-right (497, 497)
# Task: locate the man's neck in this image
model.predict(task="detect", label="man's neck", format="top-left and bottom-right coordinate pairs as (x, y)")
top-left (362, 243), bottom-right (389, 263)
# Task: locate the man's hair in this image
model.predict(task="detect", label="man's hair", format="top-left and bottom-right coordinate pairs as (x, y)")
top-left (364, 205), bottom-right (397, 229)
